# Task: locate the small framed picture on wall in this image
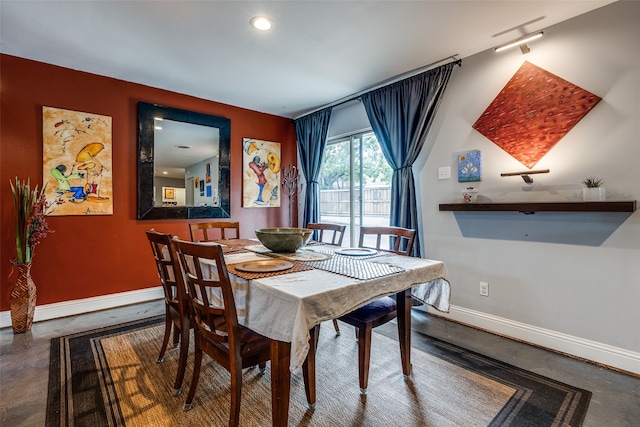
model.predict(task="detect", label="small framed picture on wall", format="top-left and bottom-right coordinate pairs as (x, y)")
top-left (457, 150), bottom-right (481, 182)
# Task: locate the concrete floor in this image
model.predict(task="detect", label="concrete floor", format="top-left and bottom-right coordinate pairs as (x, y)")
top-left (1, 300), bottom-right (638, 426)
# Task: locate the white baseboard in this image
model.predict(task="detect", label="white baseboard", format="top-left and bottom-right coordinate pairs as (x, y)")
top-left (0, 287), bottom-right (164, 329)
top-left (433, 305), bottom-right (640, 376)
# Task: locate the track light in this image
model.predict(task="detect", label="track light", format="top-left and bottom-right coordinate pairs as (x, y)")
top-left (500, 169), bottom-right (549, 184)
top-left (495, 32), bottom-right (543, 54)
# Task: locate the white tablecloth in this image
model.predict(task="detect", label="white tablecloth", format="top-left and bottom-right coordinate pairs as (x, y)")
top-left (200, 244), bottom-right (451, 372)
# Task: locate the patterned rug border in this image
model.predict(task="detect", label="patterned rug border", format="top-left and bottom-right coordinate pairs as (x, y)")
top-left (374, 324), bottom-right (592, 426)
top-left (46, 316), bottom-right (591, 427)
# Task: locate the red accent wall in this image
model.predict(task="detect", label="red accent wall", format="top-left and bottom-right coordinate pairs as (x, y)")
top-left (0, 54), bottom-right (297, 311)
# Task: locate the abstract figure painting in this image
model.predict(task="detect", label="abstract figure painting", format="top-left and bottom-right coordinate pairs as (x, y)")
top-left (205, 162), bottom-right (211, 183)
top-left (42, 107), bottom-right (113, 215)
top-left (473, 61), bottom-right (601, 169)
top-left (242, 138), bottom-right (281, 207)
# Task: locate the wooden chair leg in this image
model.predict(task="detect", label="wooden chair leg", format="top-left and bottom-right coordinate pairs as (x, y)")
top-left (172, 323), bottom-right (180, 348)
top-left (357, 324), bottom-right (373, 395)
top-left (172, 324), bottom-right (190, 395)
top-left (332, 319), bottom-right (341, 336)
top-left (157, 307), bottom-right (172, 363)
top-left (183, 345), bottom-right (203, 411)
top-left (229, 358), bottom-right (242, 427)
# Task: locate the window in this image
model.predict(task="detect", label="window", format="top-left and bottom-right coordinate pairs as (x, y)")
top-left (318, 131), bottom-right (392, 246)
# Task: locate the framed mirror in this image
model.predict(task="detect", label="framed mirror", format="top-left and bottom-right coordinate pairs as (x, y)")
top-left (137, 102), bottom-right (231, 220)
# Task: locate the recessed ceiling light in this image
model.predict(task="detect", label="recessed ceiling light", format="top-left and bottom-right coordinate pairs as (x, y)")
top-left (250, 16), bottom-right (272, 31)
top-left (154, 126), bottom-right (162, 130)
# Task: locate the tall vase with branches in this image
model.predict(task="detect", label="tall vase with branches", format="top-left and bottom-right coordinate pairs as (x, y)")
top-left (9, 177), bottom-right (53, 333)
top-left (281, 164), bottom-right (301, 227)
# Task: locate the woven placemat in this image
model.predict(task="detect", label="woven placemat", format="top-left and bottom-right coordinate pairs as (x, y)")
top-left (227, 260), bottom-right (314, 280)
top-left (216, 238), bottom-right (258, 254)
top-left (306, 255), bottom-right (404, 280)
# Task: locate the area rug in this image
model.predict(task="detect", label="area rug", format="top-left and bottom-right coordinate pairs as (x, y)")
top-left (46, 316), bottom-right (590, 426)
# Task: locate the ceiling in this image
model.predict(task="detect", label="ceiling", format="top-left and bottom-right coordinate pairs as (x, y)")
top-left (154, 119), bottom-right (220, 179)
top-left (1, 1), bottom-right (614, 119)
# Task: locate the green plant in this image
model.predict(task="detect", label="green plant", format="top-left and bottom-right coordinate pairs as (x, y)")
top-left (10, 177), bottom-right (53, 264)
top-left (582, 177), bottom-right (604, 188)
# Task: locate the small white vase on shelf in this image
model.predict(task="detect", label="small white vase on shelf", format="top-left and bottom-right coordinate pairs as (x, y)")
top-left (582, 187), bottom-right (606, 201)
top-left (461, 188), bottom-right (478, 203)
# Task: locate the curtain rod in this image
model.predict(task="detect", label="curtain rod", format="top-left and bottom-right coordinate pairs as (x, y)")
top-left (293, 54), bottom-right (461, 120)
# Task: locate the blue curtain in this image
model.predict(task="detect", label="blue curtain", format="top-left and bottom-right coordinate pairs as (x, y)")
top-left (360, 62), bottom-right (457, 257)
top-left (295, 107), bottom-right (333, 226)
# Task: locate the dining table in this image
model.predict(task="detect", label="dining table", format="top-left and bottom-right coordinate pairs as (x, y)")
top-left (201, 238), bottom-right (452, 427)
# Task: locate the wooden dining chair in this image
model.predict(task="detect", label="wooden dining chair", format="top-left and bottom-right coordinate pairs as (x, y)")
top-left (358, 225), bottom-right (416, 255)
top-left (189, 221), bottom-right (240, 242)
top-left (337, 225), bottom-right (416, 395)
top-left (145, 229), bottom-right (192, 396)
top-left (307, 222), bottom-right (346, 246)
top-left (172, 238), bottom-right (272, 425)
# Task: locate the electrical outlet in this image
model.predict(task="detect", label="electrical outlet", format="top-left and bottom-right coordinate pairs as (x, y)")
top-left (479, 281), bottom-right (489, 296)
top-left (438, 166), bottom-right (451, 180)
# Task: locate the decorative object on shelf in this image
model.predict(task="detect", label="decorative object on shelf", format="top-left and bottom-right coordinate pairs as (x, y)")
top-left (9, 177), bottom-right (54, 334)
top-left (461, 187), bottom-right (478, 203)
top-left (281, 164), bottom-right (301, 227)
top-left (242, 138), bottom-right (281, 207)
top-left (582, 177), bottom-right (606, 201)
top-left (42, 106), bottom-right (113, 216)
top-left (472, 61), bottom-right (601, 169)
top-left (457, 150), bottom-right (481, 182)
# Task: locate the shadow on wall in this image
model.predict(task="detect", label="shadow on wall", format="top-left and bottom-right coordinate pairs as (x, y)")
top-left (452, 212), bottom-right (634, 246)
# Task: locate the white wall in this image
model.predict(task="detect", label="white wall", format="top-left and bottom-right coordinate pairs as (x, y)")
top-left (186, 155), bottom-right (220, 206)
top-left (327, 99), bottom-right (371, 139)
top-left (417, 1), bottom-right (639, 373)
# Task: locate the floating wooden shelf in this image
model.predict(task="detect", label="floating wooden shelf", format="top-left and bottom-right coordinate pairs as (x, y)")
top-left (438, 201), bottom-right (637, 214)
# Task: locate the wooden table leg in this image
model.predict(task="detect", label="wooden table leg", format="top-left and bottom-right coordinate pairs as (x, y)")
top-left (270, 340), bottom-right (291, 427)
top-left (302, 325), bottom-right (320, 409)
top-left (396, 289), bottom-right (412, 378)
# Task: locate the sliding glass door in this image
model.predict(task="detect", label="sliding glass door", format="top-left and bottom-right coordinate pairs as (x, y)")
top-left (318, 131), bottom-right (391, 246)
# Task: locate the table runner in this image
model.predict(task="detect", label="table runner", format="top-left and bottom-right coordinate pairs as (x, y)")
top-left (305, 255), bottom-right (404, 280)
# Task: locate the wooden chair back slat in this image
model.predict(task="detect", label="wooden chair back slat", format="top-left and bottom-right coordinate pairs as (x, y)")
top-left (358, 226), bottom-right (416, 256)
top-left (146, 229), bottom-right (184, 307)
top-left (189, 221), bottom-right (240, 242)
top-left (172, 239), bottom-right (237, 344)
top-left (307, 222), bottom-right (346, 246)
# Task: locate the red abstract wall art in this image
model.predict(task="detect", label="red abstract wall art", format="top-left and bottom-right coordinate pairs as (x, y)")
top-left (472, 61), bottom-right (601, 169)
